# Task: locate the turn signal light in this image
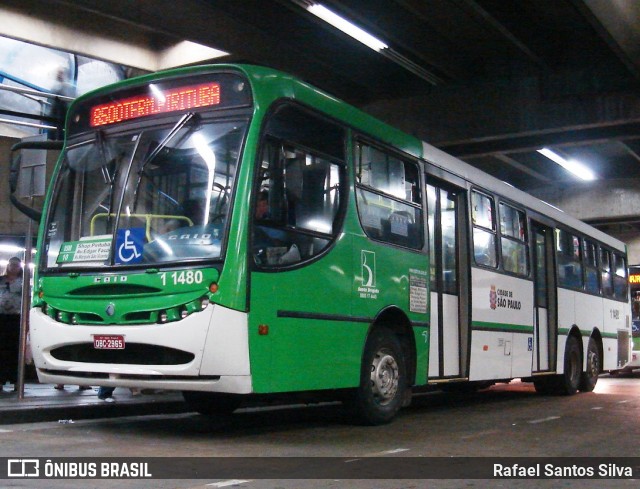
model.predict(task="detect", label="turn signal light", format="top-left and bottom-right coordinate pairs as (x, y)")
top-left (209, 282), bottom-right (219, 294)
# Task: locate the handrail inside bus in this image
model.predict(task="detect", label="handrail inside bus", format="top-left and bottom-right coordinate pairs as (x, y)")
top-left (90, 213), bottom-right (193, 241)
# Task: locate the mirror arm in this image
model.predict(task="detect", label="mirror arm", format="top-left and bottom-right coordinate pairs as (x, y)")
top-left (10, 193), bottom-right (41, 223)
top-left (10, 140), bottom-right (64, 152)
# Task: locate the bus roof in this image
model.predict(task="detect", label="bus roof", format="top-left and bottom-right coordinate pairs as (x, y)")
top-left (420, 141), bottom-right (625, 251)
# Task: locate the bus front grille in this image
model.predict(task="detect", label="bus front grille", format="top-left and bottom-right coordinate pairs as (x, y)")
top-left (50, 343), bottom-right (195, 365)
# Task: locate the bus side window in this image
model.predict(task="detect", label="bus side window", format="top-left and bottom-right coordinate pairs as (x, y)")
top-left (471, 191), bottom-right (497, 267)
top-left (355, 143), bottom-right (423, 249)
top-left (583, 239), bottom-right (599, 294)
top-left (613, 252), bottom-right (628, 300)
top-left (556, 229), bottom-right (583, 289)
top-left (499, 202), bottom-right (528, 276)
top-left (600, 248), bottom-right (614, 297)
top-left (253, 106), bottom-right (346, 267)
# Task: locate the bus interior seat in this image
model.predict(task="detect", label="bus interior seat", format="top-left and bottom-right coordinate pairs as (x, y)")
top-left (382, 211), bottom-right (418, 247)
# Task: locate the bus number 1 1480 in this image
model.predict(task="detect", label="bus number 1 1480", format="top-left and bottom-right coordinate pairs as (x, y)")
top-left (160, 270), bottom-right (204, 286)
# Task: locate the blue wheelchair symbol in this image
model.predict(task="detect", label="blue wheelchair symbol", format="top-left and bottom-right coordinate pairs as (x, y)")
top-left (115, 228), bottom-right (144, 264)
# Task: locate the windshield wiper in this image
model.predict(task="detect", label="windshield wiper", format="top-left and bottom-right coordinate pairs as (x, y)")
top-left (92, 130), bottom-right (121, 229)
top-left (131, 112), bottom-right (199, 211)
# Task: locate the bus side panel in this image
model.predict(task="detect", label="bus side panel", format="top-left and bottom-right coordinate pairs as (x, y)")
top-left (469, 268), bottom-right (533, 380)
top-left (469, 330), bottom-right (512, 380)
top-left (350, 234), bottom-right (429, 385)
top-left (511, 326), bottom-right (535, 378)
top-left (575, 292), bottom-right (603, 368)
top-left (248, 234), bottom-right (358, 393)
top-left (556, 288), bottom-right (576, 374)
top-left (428, 291), bottom-right (440, 378)
top-left (602, 296), bottom-right (629, 370)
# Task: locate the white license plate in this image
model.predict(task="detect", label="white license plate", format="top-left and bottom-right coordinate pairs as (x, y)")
top-left (93, 334), bottom-right (125, 350)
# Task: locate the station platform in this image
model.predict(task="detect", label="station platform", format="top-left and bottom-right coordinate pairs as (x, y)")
top-left (0, 382), bottom-right (189, 424)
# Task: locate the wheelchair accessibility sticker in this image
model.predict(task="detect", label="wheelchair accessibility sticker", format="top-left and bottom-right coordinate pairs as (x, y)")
top-left (115, 228), bottom-right (144, 264)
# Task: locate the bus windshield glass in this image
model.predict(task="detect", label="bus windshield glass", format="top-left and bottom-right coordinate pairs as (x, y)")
top-left (43, 118), bottom-right (247, 268)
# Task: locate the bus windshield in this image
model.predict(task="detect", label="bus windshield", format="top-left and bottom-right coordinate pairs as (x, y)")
top-left (43, 117), bottom-right (247, 269)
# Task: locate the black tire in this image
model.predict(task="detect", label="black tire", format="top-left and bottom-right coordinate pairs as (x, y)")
top-left (182, 391), bottom-right (242, 415)
top-left (347, 328), bottom-right (407, 425)
top-left (558, 335), bottom-right (582, 395)
top-left (533, 376), bottom-right (557, 395)
top-left (533, 335), bottom-right (581, 395)
top-left (579, 337), bottom-right (600, 392)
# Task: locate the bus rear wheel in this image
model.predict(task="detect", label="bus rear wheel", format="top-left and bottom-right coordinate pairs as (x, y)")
top-left (534, 335), bottom-right (582, 395)
top-left (560, 335), bottom-right (582, 395)
top-left (533, 376), bottom-right (556, 395)
top-left (347, 328), bottom-right (406, 425)
top-left (182, 391), bottom-right (242, 415)
top-left (579, 337), bottom-right (600, 392)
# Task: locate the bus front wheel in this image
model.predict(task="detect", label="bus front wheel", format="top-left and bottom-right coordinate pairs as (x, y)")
top-left (347, 328), bottom-right (407, 425)
top-left (182, 391), bottom-right (242, 415)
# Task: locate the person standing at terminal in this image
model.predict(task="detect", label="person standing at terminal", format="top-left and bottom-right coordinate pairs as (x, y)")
top-left (47, 67), bottom-right (75, 140)
top-left (98, 386), bottom-right (115, 402)
top-left (0, 257), bottom-right (23, 391)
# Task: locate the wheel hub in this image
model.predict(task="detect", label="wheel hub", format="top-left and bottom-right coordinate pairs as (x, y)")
top-left (587, 349), bottom-right (599, 377)
top-left (370, 351), bottom-right (399, 405)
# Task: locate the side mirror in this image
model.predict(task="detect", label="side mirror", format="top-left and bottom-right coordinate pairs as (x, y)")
top-left (9, 136), bottom-right (63, 223)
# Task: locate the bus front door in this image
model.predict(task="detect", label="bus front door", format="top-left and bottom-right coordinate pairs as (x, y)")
top-left (531, 222), bottom-right (558, 373)
top-left (427, 181), bottom-right (470, 380)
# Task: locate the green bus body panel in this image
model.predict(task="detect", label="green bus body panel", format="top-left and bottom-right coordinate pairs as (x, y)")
top-left (248, 233), bottom-right (360, 393)
top-left (247, 184), bottom-right (429, 393)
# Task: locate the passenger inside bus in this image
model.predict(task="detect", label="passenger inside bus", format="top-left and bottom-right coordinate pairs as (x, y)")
top-left (253, 190), bottom-right (301, 266)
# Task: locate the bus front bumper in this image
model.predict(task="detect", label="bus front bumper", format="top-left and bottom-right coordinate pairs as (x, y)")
top-left (29, 304), bottom-right (253, 394)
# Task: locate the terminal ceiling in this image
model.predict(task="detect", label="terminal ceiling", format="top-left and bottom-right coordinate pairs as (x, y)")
top-left (3, 0), bottom-right (640, 195)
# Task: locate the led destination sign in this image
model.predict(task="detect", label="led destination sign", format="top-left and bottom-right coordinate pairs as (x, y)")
top-left (90, 82), bottom-right (221, 127)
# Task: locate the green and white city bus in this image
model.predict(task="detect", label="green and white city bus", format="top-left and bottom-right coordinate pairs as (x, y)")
top-left (29, 64), bottom-right (632, 424)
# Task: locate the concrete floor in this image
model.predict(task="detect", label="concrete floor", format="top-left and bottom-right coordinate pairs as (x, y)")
top-left (1, 374), bottom-right (638, 488)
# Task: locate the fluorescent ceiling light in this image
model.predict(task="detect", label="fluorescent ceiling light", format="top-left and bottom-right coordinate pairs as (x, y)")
top-left (537, 148), bottom-right (596, 181)
top-left (0, 244), bottom-right (24, 253)
top-left (307, 4), bottom-right (388, 52)
top-left (159, 41), bottom-right (228, 70)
